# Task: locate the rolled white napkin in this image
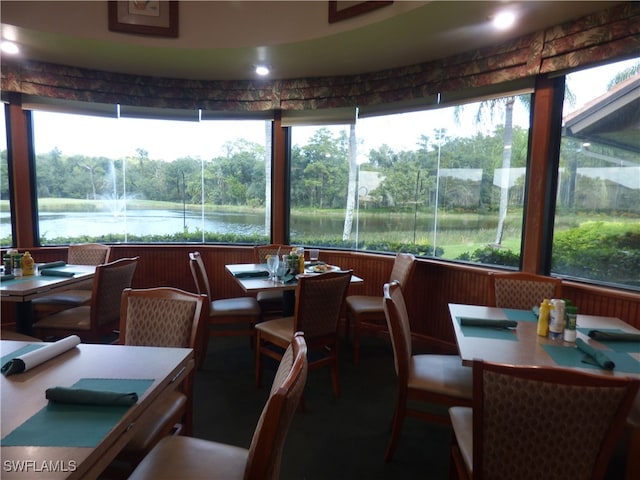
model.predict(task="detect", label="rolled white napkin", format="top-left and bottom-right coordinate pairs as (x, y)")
top-left (1, 335), bottom-right (81, 376)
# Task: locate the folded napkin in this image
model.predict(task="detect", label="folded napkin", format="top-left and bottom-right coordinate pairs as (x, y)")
top-left (39, 261), bottom-right (67, 270)
top-left (234, 269), bottom-right (270, 278)
top-left (588, 330), bottom-right (640, 342)
top-left (281, 272), bottom-right (296, 284)
top-left (40, 269), bottom-right (74, 277)
top-left (1, 274), bottom-right (15, 281)
top-left (576, 338), bottom-right (615, 370)
top-left (459, 317), bottom-right (518, 328)
top-left (45, 386), bottom-right (138, 406)
top-left (2, 335), bottom-right (81, 376)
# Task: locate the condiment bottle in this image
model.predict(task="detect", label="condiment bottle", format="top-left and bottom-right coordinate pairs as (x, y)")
top-left (297, 247), bottom-right (305, 273)
top-left (537, 299), bottom-right (550, 337)
top-left (548, 299), bottom-right (566, 340)
top-left (564, 306), bottom-right (578, 342)
top-left (21, 251), bottom-right (35, 276)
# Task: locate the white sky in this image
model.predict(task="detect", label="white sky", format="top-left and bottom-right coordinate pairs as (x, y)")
top-left (1, 58), bottom-right (637, 161)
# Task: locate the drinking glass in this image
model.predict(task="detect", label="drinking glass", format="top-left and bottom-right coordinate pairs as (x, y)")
top-left (276, 262), bottom-right (288, 284)
top-left (309, 249), bottom-right (320, 262)
top-left (266, 255), bottom-right (279, 281)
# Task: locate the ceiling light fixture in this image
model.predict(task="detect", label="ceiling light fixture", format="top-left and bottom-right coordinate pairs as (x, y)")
top-left (255, 65), bottom-right (270, 76)
top-left (1, 41), bottom-right (20, 55)
top-left (493, 11), bottom-right (516, 30)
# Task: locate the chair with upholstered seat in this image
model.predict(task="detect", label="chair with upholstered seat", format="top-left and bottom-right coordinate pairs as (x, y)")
top-left (109, 287), bottom-right (207, 475)
top-left (345, 252), bottom-right (416, 365)
top-left (253, 244), bottom-right (294, 319)
top-left (32, 243), bottom-right (111, 317)
top-left (32, 257), bottom-right (138, 342)
top-left (128, 332), bottom-right (308, 480)
top-left (449, 359), bottom-right (640, 480)
top-left (255, 270), bottom-right (351, 400)
top-left (487, 271), bottom-right (562, 310)
top-left (189, 251), bottom-right (261, 366)
top-left (382, 280), bottom-right (472, 462)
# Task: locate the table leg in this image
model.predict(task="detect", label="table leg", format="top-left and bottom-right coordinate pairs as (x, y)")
top-left (282, 290), bottom-right (295, 317)
top-left (15, 301), bottom-right (34, 335)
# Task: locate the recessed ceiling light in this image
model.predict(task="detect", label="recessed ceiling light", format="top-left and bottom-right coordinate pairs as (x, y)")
top-left (1, 41), bottom-right (20, 55)
top-left (255, 65), bottom-right (270, 76)
top-left (493, 11), bottom-right (516, 30)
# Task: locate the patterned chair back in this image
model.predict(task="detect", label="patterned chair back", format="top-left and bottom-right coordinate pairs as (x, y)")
top-left (119, 287), bottom-right (206, 353)
top-left (91, 257), bottom-right (138, 327)
top-left (68, 243), bottom-right (111, 265)
top-left (472, 359), bottom-right (639, 480)
top-left (488, 271), bottom-right (562, 310)
top-left (253, 244), bottom-right (293, 264)
top-left (293, 270), bottom-right (352, 341)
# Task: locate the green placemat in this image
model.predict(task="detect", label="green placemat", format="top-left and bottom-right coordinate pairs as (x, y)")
top-left (1, 344), bottom-right (45, 366)
top-left (542, 344), bottom-right (639, 374)
top-left (457, 317), bottom-right (518, 341)
top-left (1, 378), bottom-right (154, 447)
top-left (0, 275), bottom-right (40, 285)
top-left (503, 308), bottom-right (538, 322)
top-left (577, 328), bottom-right (640, 353)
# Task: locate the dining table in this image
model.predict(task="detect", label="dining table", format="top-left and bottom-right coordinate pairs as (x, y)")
top-left (226, 262), bottom-right (363, 316)
top-left (448, 303), bottom-right (640, 479)
top-left (0, 339), bottom-right (194, 480)
top-left (1, 264), bottom-right (96, 335)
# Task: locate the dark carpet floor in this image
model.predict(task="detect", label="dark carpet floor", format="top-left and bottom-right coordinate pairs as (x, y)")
top-left (193, 335), bottom-right (453, 480)
top-left (192, 334), bottom-right (630, 480)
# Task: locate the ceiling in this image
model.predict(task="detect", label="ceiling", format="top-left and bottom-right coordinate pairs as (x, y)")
top-left (0, 1), bottom-right (623, 82)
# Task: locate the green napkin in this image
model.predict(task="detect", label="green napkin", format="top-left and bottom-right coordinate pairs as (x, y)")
top-left (1, 274), bottom-right (15, 281)
top-left (45, 387), bottom-right (138, 406)
top-left (459, 318), bottom-right (517, 328)
top-left (234, 270), bottom-right (269, 278)
top-left (576, 338), bottom-right (615, 370)
top-left (39, 261), bottom-right (67, 270)
top-left (588, 330), bottom-right (640, 342)
top-left (40, 269), bottom-right (74, 277)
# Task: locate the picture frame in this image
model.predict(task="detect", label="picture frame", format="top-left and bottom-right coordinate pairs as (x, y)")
top-left (108, 1), bottom-right (179, 37)
top-left (328, 1), bottom-right (393, 24)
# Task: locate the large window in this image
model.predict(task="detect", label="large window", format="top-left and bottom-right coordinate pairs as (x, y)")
top-left (290, 93), bottom-right (531, 268)
top-left (0, 106), bottom-right (10, 247)
top-left (552, 58), bottom-right (640, 289)
top-left (32, 108), bottom-right (271, 245)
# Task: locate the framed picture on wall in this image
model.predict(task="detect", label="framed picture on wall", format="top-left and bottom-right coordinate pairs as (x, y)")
top-left (108, 1), bottom-right (179, 37)
top-left (328, 1), bottom-right (393, 24)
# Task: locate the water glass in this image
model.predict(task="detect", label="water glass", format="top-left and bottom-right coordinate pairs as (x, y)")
top-left (309, 249), bottom-right (319, 262)
top-left (276, 262), bottom-right (288, 283)
top-left (266, 255), bottom-right (279, 281)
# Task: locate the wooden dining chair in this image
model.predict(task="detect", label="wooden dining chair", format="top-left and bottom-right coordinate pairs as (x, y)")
top-left (32, 257), bottom-right (138, 342)
top-left (255, 270), bottom-right (352, 400)
top-left (188, 251), bottom-right (261, 366)
top-left (449, 359), bottom-right (640, 480)
top-left (128, 332), bottom-right (308, 480)
top-left (253, 243), bottom-right (294, 319)
top-left (487, 271), bottom-right (562, 310)
top-left (32, 243), bottom-right (111, 317)
top-left (109, 287), bottom-right (207, 475)
top-left (345, 252), bottom-right (416, 364)
top-left (382, 280), bottom-right (472, 462)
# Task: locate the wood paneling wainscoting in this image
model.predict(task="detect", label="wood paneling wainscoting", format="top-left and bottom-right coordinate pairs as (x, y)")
top-left (2, 246), bottom-right (638, 350)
